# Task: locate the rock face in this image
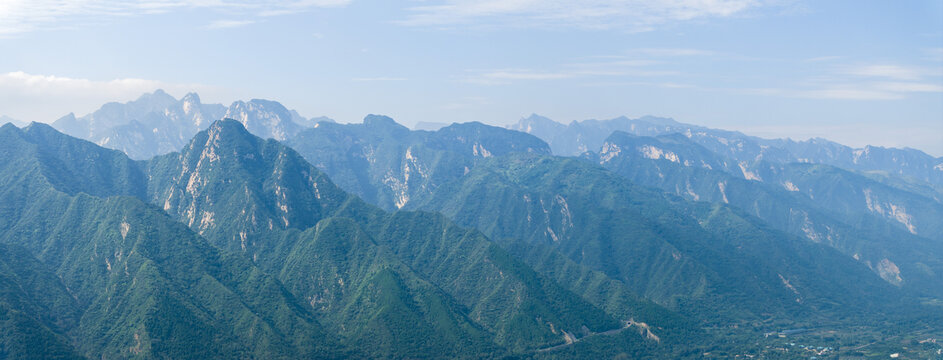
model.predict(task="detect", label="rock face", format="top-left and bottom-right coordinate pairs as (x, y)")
top-left (6, 93), bottom-right (943, 358)
top-left (50, 90), bottom-right (226, 159)
top-left (0, 122), bottom-right (341, 359)
top-left (588, 130), bottom-right (943, 295)
top-left (0, 120), bottom-right (640, 358)
top-left (144, 119), bottom-right (628, 356)
top-left (285, 115), bottom-right (551, 210)
top-left (283, 115), bottom-right (928, 329)
top-left (223, 99), bottom-right (304, 141)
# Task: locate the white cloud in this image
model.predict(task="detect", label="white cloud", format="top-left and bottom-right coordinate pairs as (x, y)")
top-left (0, 71), bottom-right (237, 122)
top-left (873, 81), bottom-right (943, 93)
top-left (796, 64), bottom-right (943, 99)
top-left (461, 70), bottom-right (571, 85)
top-left (397, 0), bottom-right (774, 31)
top-left (745, 81), bottom-right (943, 101)
top-left (482, 70), bottom-right (573, 81)
top-left (798, 88), bottom-right (904, 101)
top-left (463, 56), bottom-right (680, 85)
top-left (0, 0), bottom-right (351, 35)
top-left (844, 64), bottom-right (926, 81)
top-left (741, 61), bottom-right (943, 101)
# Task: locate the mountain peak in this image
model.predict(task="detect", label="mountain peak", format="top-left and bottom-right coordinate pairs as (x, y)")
top-left (224, 99), bottom-right (300, 141)
top-left (137, 89), bottom-right (177, 105)
top-left (247, 98), bottom-right (288, 109)
top-left (0, 122), bottom-right (20, 132)
top-left (523, 113), bottom-right (556, 122)
top-left (22, 121), bottom-right (60, 135)
top-left (56, 112), bottom-right (77, 121)
top-left (205, 118), bottom-right (253, 138)
top-left (0, 115), bottom-right (24, 127)
top-left (181, 92), bottom-right (203, 115)
top-left (363, 114), bottom-right (407, 130)
top-left (508, 113), bottom-right (566, 141)
top-left (181, 92), bottom-right (201, 103)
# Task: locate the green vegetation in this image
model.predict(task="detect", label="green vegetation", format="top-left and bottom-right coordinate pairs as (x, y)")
top-left (2, 118), bottom-right (940, 359)
top-left (594, 131), bottom-right (943, 299)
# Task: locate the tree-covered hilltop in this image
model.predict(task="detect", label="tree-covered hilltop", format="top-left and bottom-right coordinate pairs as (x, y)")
top-left (284, 115), bottom-right (943, 357)
top-left (145, 119), bottom-right (630, 355)
top-left (2, 114), bottom-right (941, 358)
top-left (284, 115), bottom-right (550, 211)
top-left (0, 123), bottom-right (343, 359)
top-left (0, 120), bottom-right (668, 358)
top-left (415, 153), bottom-right (912, 322)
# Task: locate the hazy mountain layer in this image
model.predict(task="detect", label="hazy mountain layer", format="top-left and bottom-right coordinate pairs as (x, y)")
top-left (588, 131), bottom-right (943, 297)
top-left (510, 114), bottom-right (943, 192)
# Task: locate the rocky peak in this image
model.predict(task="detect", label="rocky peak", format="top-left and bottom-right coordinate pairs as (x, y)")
top-left (181, 93), bottom-right (202, 114)
top-left (134, 89), bottom-right (178, 111)
top-left (224, 99), bottom-right (301, 141)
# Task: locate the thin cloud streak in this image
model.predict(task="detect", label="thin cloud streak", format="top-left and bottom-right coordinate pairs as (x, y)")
top-left (396, 0), bottom-right (777, 31)
top-left (0, 0), bottom-right (352, 36)
top-left (464, 55), bottom-right (681, 85)
top-left (843, 64), bottom-right (927, 81)
top-left (743, 80), bottom-right (943, 101)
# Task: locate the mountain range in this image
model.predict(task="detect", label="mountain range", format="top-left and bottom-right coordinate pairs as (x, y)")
top-left (1, 92), bottom-right (941, 358)
top-left (49, 90), bottom-right (331, 160)
top-left (510, 114), bottom-right (943, 192)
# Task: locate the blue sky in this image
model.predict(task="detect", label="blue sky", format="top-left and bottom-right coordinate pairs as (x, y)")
top-left (1, 0), bottom-right (941, 155)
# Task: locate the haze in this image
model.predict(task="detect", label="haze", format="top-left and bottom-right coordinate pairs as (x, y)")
top-left (1, 0), bottom-right (941, 155)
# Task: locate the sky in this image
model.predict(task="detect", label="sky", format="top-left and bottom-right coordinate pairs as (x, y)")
top-left (1, 0), bottom-right (942, 155)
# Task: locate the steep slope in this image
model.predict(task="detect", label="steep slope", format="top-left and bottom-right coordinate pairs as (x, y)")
top-left (507, 114), bottom-right (566, 144)
top-left (414, 154), bottom-right (917, 324)
top-left (0, 123), bottom-right (343, 359)
top-left (146, 119), bottom-right (626, 355)
top-left (285, 115), bottom-right (551, 210)
top-left (285, 117), bottom-right (691, 342)
top-left (596, 131), bottom-right (943, 238)
top-left (591, 131), bottom-right (943, 295)
top-left (274, 218), bottom-right (501, 358)
top-left (773, 138), bottom-right (943, 190)
top-left (223, 99), bottom-right (304, 141)
top-left (0, 243), bottom-right (84, 360)
top-left (757, 162), bottom-right (943, 239)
